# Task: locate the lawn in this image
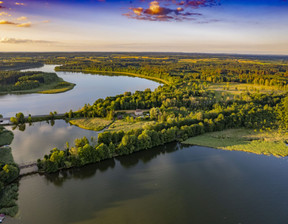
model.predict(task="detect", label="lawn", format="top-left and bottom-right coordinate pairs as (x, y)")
top-left (107, 120), bottom-right (155, 132)
top-left (182, 129), bottom-right (288, 157)
top-left (69, 118), bottom-right (113, 131)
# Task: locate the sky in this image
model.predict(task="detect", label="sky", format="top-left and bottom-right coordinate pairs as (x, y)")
top-left (0, 0), bottom-right (287, 54)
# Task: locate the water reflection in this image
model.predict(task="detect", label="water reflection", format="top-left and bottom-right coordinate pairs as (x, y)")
top-left (116, 143), bottom-right (180, 168)
top-left (7, 120), bottom-right (99, 164)
top-left (44, 159), bottom-right (116, 187)
top-left (43, 143), bottom-right (180, 187)
top-left (8, 143), bottom-right (288, 224)
top-left (0, 65), bottom-right (160, 117)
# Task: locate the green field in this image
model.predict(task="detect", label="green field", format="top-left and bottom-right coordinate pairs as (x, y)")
top-left (69, 117), bottom-right (154, 132)
top-left (183, 129), bottom-right (288, 157)
top-left (69, 118), bottom-right (113, 131)
top-left (208, 83), bottom-right (286, 101)
top-left (107, 120), bottom-right (155, 132)
top-left (37, 82), bottom-right (75, 94)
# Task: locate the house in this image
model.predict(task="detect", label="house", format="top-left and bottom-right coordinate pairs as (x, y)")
top-left (135, 109), bottom-right (143, 116)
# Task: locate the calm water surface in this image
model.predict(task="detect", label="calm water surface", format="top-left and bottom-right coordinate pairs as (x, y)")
top-left (6, 120), bottom-right (99, 164)
top-left (7, 143), bottom-right (288, 224)
top-left (0, 65), bottom-right (160, 117)
top-left (3, 65), bottom-right (288, 224)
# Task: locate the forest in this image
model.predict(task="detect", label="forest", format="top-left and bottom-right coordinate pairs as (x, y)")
top-left (0, 70), bottom-right (75, 94)
top-left (31, 53), bottom-right (288, 173)
top-left (0, 125), bottom-right (19, 216)
top-left (1, 52), bottom-right (288, 173)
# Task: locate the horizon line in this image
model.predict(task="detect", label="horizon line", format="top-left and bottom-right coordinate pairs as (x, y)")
top-left (0, 51), bottom-right (287, 57)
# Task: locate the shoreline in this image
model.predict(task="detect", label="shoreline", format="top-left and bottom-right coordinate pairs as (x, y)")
top-left (56, 68), bottom-right (170, 85)
top-left (182, 129), bottom-right (288, 157)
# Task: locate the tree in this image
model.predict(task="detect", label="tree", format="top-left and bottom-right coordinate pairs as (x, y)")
top-left (150, 107), bottom-right (160, 120)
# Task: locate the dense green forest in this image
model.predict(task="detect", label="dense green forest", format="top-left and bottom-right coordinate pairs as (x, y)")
top-left (0, 71), bottom-right (75, 94)
top-left (0, 61), bottom-right (43, 71)
top-left (0, 125), bottom-right (19, 216)
top-left (1, 52), bottom-right (288, 173)
top-left (37, 91), bottom-right (288, 173)
top-left (32, 53), bottom-right (288, 173)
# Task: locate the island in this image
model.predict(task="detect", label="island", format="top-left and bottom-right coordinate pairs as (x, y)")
top-left (0, 70), bottom-right (75, 94)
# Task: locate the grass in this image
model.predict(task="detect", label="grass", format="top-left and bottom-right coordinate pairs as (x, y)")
top-left (0, 130), bottom-right (14, 147)
top-left (0, 147), bottom-right (14, 164)
top-left (182, 129), bottom-right (288, 157)
top-left (37, 82), bottom-right (75, 94)
top-left (69, 118), bottom-right (154, 132)
top-left (209, 83), bottom-right (285, 95)
top-left (69, 118), bottom-right (113, 131)
top-left (107, 120), bottom-right (155, 132)
top-left (207, 82), bottom-right (286, 101)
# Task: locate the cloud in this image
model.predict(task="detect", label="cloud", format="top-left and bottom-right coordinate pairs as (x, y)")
top-left (17, 16), bottom-right (28, 21)
top-left (0, 19), bottom-right (32, 27)
top-left (15, 2), bottom-right (26, 6)
top-left (0, 12), bottom-right (11, 16)
top-left (0, 20), bottom-right (17, 25)
top-left (137, 0), bottom-right (220, 8)
top-left (178, 0), bottom-right (220, 8)
top-left (17, 22), bottom-right (31, 27)
top-left (124, 1), bottom-right (203, 22)
top-left (0, 37), bottom-right (57, 44)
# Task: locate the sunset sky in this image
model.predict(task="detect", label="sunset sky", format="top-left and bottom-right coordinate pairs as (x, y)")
top-left (0, 0), bottom-right (287, 54)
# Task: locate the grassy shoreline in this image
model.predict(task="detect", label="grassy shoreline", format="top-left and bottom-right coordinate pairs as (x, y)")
top-left (182, 129), bottom-right (288, 157)
top-left (69, 118), bottom-right (113, 131)
top-left (0, 80), bottom-right (75, 95)
top-left (56, 68), bottom-right (170, 85)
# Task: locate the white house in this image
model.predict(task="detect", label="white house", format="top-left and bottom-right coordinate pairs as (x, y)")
top-left (135, 109), bottom-right (143, 116)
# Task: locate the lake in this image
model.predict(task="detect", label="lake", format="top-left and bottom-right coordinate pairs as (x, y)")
top-left (0, 65), bottom-right (160, 117)
top-left (3, 65), bottom-right (288, 224)
top-left (8, 143), bottom-right (288, 224)
top-left (6, 120), bottom-right (99, 164)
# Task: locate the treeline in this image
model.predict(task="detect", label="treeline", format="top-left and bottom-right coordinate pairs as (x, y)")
top-left (0, 62), bottom-right (43, 71)
top-left (276, 95), bottom-right (288, 130)
top-left (0, 127), bottom-right (19, 190)
top-left (0, 127), bottom-right (19, 216)
top-left (10, 112), bottom-right (65, 125)
top-left (55, 58), bottom-right (288, 89)
top-left (37, 93), bottom-right (284, 173)
top-left (55, 61), bottom-right (178, 84)
top-left (0, 71), bottom-right (61, 92)
top-left (65, 83), bottom-right (215, 119)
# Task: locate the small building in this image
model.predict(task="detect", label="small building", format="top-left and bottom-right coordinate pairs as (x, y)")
top-left (135, 109), bottom-right (143, 116)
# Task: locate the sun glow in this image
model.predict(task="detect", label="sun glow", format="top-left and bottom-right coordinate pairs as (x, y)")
top-left (133, 7), bottom-right (143, 16)
top-left (149, 1), bottom-right (161, 14)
